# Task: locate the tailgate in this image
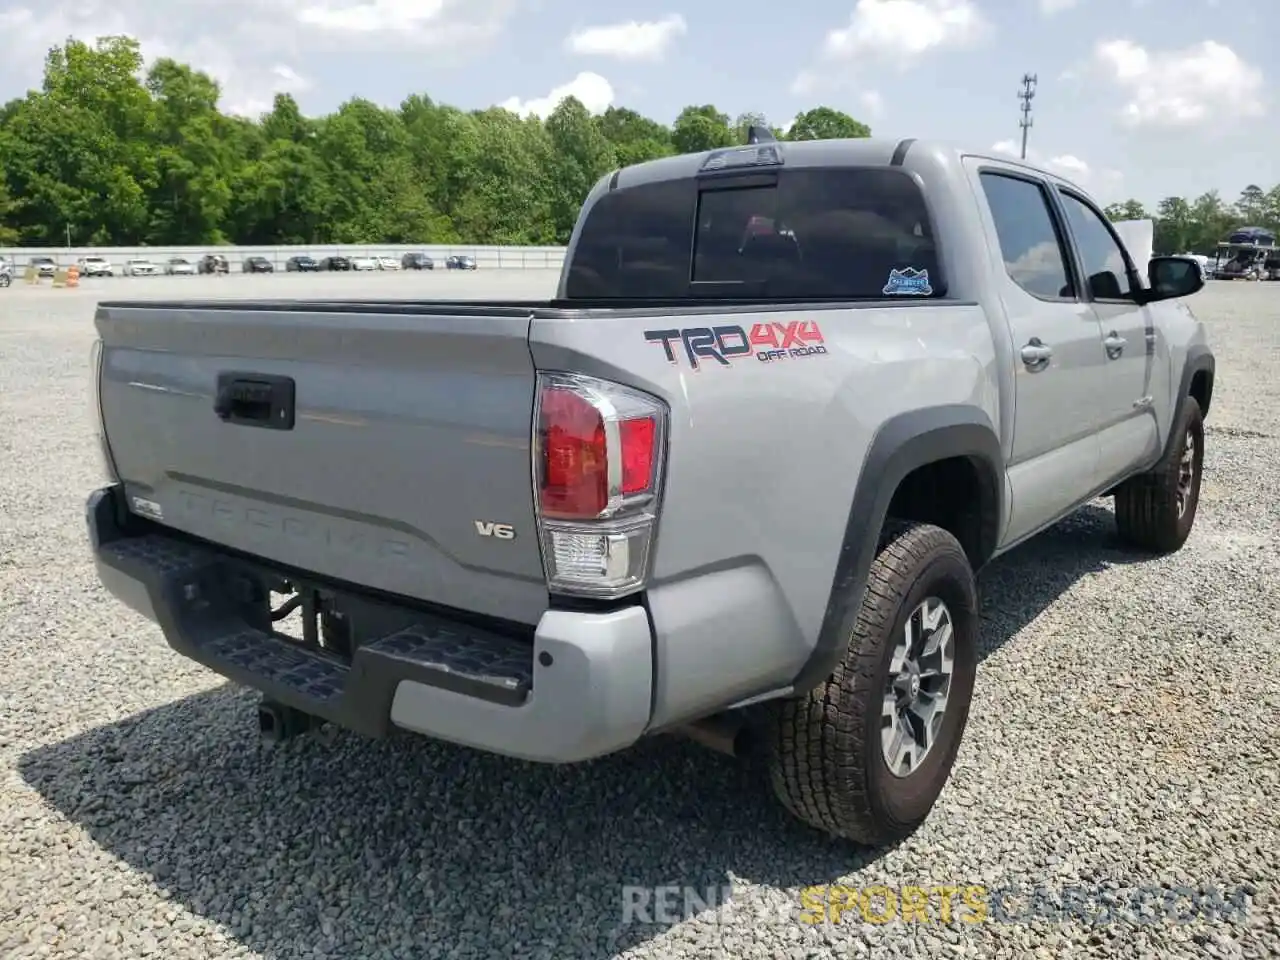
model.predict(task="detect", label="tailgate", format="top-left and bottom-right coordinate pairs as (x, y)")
top-left (94, 302), bottom-right (548, 626)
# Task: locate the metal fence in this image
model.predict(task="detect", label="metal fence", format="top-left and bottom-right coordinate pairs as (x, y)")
top-left (0, 243), bottom-right (569, 273)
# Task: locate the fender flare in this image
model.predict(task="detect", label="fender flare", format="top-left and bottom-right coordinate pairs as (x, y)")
top-left (1163, 346), bottom-right (1214, 461)
top-left (791, 405), bottom-right (1004, 696)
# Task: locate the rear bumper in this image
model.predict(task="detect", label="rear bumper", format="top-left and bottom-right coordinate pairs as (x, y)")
top-left (86, 484), bottom-right (654, 763)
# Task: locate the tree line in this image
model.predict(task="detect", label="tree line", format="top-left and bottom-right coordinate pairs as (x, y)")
top-left (1, 36), bottom-right (1277, 253)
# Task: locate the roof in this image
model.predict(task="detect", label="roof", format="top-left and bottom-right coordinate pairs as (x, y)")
top-left (611, 136), bottom-right (1088, 195)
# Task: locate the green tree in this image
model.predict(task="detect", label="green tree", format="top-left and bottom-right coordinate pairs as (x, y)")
top-left (671, 105), bottom-right (734, 154)
top-left (0, 34), bottom-right (1274, 250)
top-left (144, 58), bottom-right (236, 243)
top-left (545, 97), bottom-right (616, 242)
top-left (1188, 192), bottom-right (1233, 254)
top-left (1103, 200), bottom-right (1149, 221)
top-left (785, 106), bottom-right (871, 141)
top-left (450, 108), bottom-right (556, 245)
top-left (1153, 196), bottom-right (1193, 254)
top-left (595, 106), bottom-right (673, 166)
top-left (5, 37), bottom-right (157, 244)
top-left (0, 175), bottom-right (19, 245)
top-left (1235, 184), bottom-right (1267, 224)
top-left (732, 111), bottom-right (783, 143)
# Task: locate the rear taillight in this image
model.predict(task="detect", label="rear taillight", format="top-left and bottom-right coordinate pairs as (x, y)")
top-left (533, 372), bottom-right (667, 599)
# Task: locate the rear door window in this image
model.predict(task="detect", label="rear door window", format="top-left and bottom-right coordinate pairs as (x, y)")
top-left (978, 172), bottom-right (1075, 300)
top-left (563, 179), bottom-right (694, 299)
top-left (564, 166), bottom-right (944, 300)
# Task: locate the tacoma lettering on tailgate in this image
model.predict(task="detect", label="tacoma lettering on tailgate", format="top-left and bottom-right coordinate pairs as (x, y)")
top-left (177, 489), bottom-right (413, 562)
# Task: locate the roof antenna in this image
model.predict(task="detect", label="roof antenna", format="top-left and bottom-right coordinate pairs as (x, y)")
top-left (746, 124), bottom-right (776, 144)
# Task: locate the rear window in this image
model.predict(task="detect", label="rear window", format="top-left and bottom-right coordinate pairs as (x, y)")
top-left (564, 166), bottom-right (944, 300)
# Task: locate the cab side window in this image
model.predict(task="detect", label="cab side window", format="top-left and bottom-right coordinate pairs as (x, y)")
top-left (978, 172), bottom-right (1074, 300)
top-left (1057, 191), bottom-right (1135, 300)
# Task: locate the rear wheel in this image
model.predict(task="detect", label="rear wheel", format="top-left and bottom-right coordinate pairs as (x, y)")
top-left (766, 521), bottom-right (978, 846)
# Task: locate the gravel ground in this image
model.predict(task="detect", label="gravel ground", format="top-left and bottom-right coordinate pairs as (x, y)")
top-left (1, 274), bottom-right (1277, 960)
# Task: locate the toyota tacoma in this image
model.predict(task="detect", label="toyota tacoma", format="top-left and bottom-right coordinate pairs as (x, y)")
top-left (85, 134), bottom-right (1214, 845)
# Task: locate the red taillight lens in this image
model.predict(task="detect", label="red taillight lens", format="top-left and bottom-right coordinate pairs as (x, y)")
top-left (539, 386), bottom-right (608, 519)
top-left (619, 417), bottom-right (656, 494)
top-left (533, 372), bottom-right (667, 598)
top-left (536, 379), bottom-right (662, 520)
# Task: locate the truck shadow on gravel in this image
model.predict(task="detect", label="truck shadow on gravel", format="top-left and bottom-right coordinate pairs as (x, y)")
top-left (20, 503), bottom-right (1142, 958)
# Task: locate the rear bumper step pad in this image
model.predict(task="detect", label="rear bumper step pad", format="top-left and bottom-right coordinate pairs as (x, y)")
top-left (88, 492), bottom-right (534, 738)
top-left (86, 484), bottom-right (655, 762)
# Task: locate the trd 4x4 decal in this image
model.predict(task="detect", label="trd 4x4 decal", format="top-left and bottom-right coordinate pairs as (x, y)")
top-left (644, 321), bottom-right (827, 370)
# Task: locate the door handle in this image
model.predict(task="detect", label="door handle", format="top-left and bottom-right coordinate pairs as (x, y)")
top-left (214, 372), bottom-right (296, 430)
top-left (1103, 332), bottom-right (1126, 358)
top-left (1020, 338), bottom-right (1053, 371)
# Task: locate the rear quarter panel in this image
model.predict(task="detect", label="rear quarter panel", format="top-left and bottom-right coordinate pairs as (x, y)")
top-left (529, 302), bottom-right (1000, 727)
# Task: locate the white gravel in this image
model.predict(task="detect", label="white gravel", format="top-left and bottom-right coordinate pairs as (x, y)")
top-left (1, 272), bottom-right (1277, 959)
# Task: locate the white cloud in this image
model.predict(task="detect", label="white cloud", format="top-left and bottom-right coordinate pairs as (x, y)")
top-left (1044, 153), bottom-right (1089, 178)
top-left (823, 0), bottom-right (986, 62)
top-left (785, 74), bottom-right (883, 123)
top-left (271, 65), bottom-right (310, 89)
top-left (790, 70), bottom-right (819, 96)
top-left (564, 14), bottom-right (686, 61)
top-left (990, 140), bottom-right (1124, 202)
top-left (229, 65), bottom-right (313, 118)
top-left (1008, 241), bottom-right (1072, 291)
top-left (294, 0), bottom-right (443, 33)
top-left (289, 0), bottom-right (512, 47)
top-left (793, 0), bottom-right (984, 94)
top-left (786, 77), bottom-right (883, 116)
top-left (1039, 0), bottom-right (1079, 13)
top-left (498, 72), bottom-right (614, 119)
top-left (0, 0), bottom-right (511, 109)
top-left (1092, 39), bottom-right (1264, 128)
top-left (0, 3), bottom-right (314, 118)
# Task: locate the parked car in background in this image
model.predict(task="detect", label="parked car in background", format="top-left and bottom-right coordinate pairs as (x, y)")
top-left (29, 256), bottom-right (57, 277)
top-left (198, 254), bottom-right (230, 275)
top-left (320, 255), bottom-right (352, 271)
top-left (402, 252), bottom-right (434, 270)
top-left (375, 256), bottom-right (400, 270)
top-left (286, 255), bottom-right (320, 272)
top-left (0, 259), bottom-right (11, 287)
top-left (243, 256), bottom-right (274, 274)
top-left (123, 258), bottom-right (159, 277)
top-left (445, 255), bottom-right (478, 270)
top-left (165, 257), bottom-right (196, 276)
top-left (350, 255), bottom-right (377, 271)
top-left (78, 256), bottom-right (114, 277)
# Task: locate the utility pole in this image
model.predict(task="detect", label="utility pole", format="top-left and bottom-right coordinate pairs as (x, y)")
top-left (1018, 73), bottom-right (1037, 160)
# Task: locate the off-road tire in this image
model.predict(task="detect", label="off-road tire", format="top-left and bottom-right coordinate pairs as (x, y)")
top-left (766, 521), bottom-right (979, 846)
top-left (1114, 396), bottom-right (1204, 554)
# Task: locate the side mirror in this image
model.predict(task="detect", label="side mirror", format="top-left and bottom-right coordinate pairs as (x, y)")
top-left (1140, 256), bottom-right (1205, 303)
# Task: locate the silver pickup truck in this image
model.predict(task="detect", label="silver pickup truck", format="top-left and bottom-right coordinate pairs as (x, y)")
top-left (85, 135), bottom-right (1213, 846)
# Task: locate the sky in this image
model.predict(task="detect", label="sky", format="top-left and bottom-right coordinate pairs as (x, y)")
top-left (0, 0), bottom-right (1275, 209)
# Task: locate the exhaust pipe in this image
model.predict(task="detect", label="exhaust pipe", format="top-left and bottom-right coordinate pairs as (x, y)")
top-left (679, 713), bottom-right (749, 757)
